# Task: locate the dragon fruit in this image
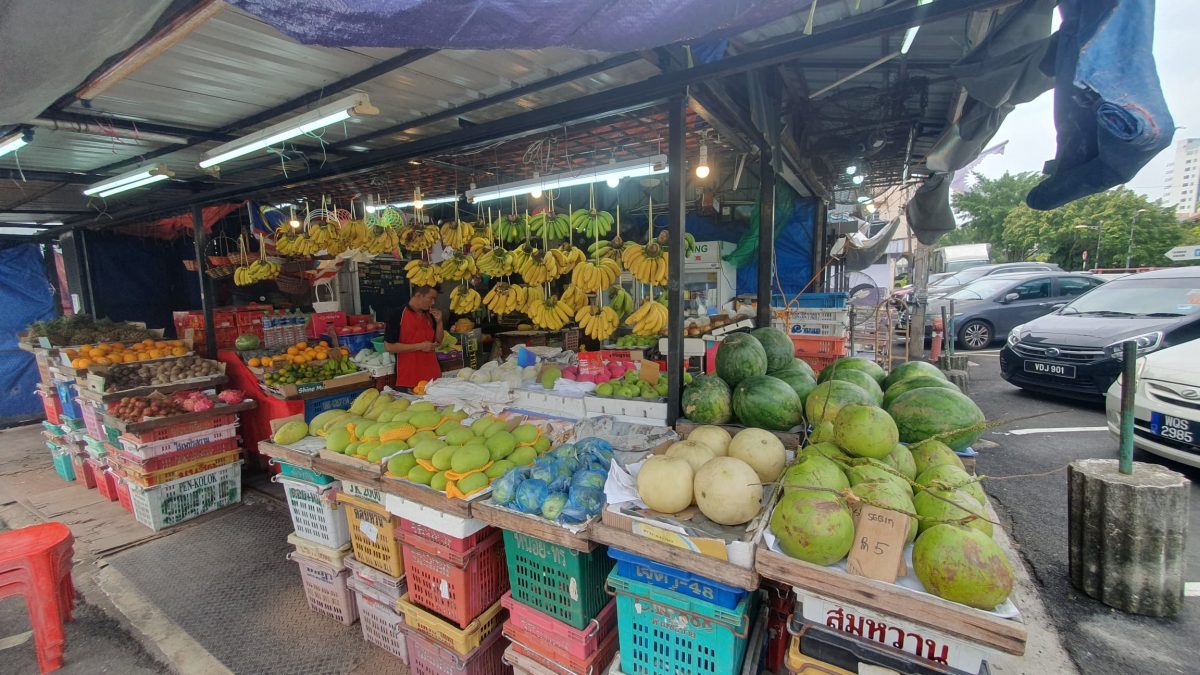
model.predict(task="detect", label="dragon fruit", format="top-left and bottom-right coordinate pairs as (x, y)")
top-left (217, 389), bottom-right (244, 405)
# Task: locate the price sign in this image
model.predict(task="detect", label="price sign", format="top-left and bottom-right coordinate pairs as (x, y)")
top-left (578, 351), bottom-right (605, 378)
top-left (845, 504), bottom-right (909, 583)
top-left (638, 359), bottom-right (661, 385)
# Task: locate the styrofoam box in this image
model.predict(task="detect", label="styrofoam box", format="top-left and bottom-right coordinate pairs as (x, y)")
top-left (118, 423), bottom-right (239, 460)
top-left (129, 460), bottom-right (242, 531)
top-left (384, 492), bottom-right (489, 540)
top-left (656, 338), bottom-right (708, 356)
top-left (510, 388), bottom-right (587, 419)
top-left (583, 396), bottom-right (667, 423)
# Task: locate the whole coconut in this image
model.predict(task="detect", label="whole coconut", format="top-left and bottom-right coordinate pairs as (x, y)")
top-left (800, 442), bottom-right (849, 463)
top-left (781, 454), bottom-right (849, 491)
top-left (846, 459), bottom-right (912, 497)
top-left (833, 404), bottom-right (899, 459)
top-left (910, 439), bottom-right (965, 475)
top-left (913, 487), bottom-right (992, 536)
top-left (809, 420), bottom-right (836, 444)
top-left (915, 464), bottom-right (985, 505)
top-left (888, 444), bottom-right (917, 480)
top-left (770, 489), bottom-right (855, 565)
top-left (913, 524), bottom-right (1014, 610)
top-left (850, 481), bottom-right (918, 543)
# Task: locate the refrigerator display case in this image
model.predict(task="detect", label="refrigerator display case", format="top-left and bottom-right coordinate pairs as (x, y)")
top-left (682, 241), bottom-right (737, 317)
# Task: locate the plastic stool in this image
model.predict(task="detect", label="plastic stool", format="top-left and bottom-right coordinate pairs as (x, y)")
top-left (0, 523), bottom-right (76, 672)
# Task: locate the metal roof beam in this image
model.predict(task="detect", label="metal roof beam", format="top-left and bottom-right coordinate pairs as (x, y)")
top-left (0, 209), bottom-right (93, 215)
top-left (42, 0), bottom-right (1009, 238)
top-left (0, 169), bottom-right (99, 184)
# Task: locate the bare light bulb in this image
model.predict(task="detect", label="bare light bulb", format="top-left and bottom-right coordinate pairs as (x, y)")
top-left (413, 187), bottom-right (424, 210)
top-left (695, 141), bottom-right (710, 179)
top-left (845, 165), bottom-right (858, 176)
top-left (852, 175), bottom-right (864, 185)
top-left (530, 188), bottom-right (542, 199)
top-left (606, 176), bottom-right (620, 188)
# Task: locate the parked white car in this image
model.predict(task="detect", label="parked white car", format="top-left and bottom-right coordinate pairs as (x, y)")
top-left (1105, 340), bottom-right (1200, 468)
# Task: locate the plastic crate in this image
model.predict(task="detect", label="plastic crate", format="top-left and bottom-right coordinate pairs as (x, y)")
top-left (288, 532), bottom-right (353, 570)
top-left (350, 579), bottom-right (410, 661)
top-left (386, 493), bottom-right (492, 553)
top-left (609, 570), bottom-right (755, 675)
top-left (55, 379), bottom-right (82, 418)
top-left (113, 437), bottom-right (238, 474)
top-left (290, 552), bottom-right (359, 626)
top-left (345, 555), bottom-right (408, 604)
top-left (271, 458), bottom-right (336, 485)
top-left (72, 452), bottom-right (97, 489)
top-left (37, 390), bottom-right (62, 425)
top-left (115, 477), bottom-right (133, 513)
top-left (331, 330), bottom-right (383, 355)
top-left (79, 400), bottom-right (104, 439)
top-left (339, 492), bottom-right (405, 577)
top-left (501, 591), bottom-right (616, 660)
top-left (399, 528), bottom-right (508, 629)
top-left (82, 435), bottom-right (108, 460)
top-left (791, 293), bottom-right (848, 309)
top-left (396, 593), bottom-right (506, 657)
top-left (129, 461), bottom-right (242, 532)
top-left (50, 444), bottom-right (76, 482)
top-left (399, 518), bottom-right (493, 555)
top-left (504, 531), bottom-right (613, 630)
top-left (797, 354), bottom-right (838, 376)
top-left (93, 462), bottom-right (119, 502)
top-left (608, 548), bottom-right (746, 610)
top-left (402, 619), bottom-right (509, 675)
top-left (790, 335), bottom-right (846, 359)
top-left (42, 420), bottom-right (64, 437)
top-left (118, 423), bottom-right (239, 460)
top-left (506, 620), bottom-right (619, 675)
top-left (119, 449), bottom-right (240, 488)
top-left (277, 475), bottom-right (352, 548)
top-left (120, 413), bottom-right (238, 444)
top-left (60, 415), bottom-right (84, 432)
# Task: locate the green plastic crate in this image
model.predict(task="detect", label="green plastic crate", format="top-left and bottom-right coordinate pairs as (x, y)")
top-left (272, 459), bottom-right (336, 486)
top-left (502, 530), bottom-right (614, 630)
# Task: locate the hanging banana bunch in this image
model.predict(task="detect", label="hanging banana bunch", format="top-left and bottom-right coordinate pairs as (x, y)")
top-left (606, 285), bottom-right (634, 317)
top-left (365, 225), bottom-right (400, 255)
top-left (440, 203), bottom-right (475, 250)
top-left (496, 212), bottom-right (526, 243)
top-left (234, 236), bottom-right (281, 286)
top-left (623, 235), bottom-right (669, 286)
top-left (477, 247), bottom-right (515, 277)
top-left (483, 282), bottom-right (526, 315)
top-left (405, 259), bottom-right (441, 286)
top-left (439, 253), bottom-right (477, 281)
top-left (275, 230), bottom-right (319, 257)
top-left (528, 295), bottom-right (574, 330)
top-left (560, 284), bottom-right (588, 314)
top-left (576, 304), bottom-right (620, 341)
top-left (399, 222), bottom-right (440, 252)
top-left (450, 284), bottom-right (481, 314)
top-left (626, 298), bottom-right (668, 336)
top-left (518, 249), bottom-right (560, 285)
top-left (571, 257), bottom-right (621, 294)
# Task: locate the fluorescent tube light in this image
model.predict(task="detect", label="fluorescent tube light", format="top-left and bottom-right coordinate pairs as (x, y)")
top-left (0, 130), bottom-right (31, 158)
top-left (198, 93), bottom-right (378, 169)
top-left (83, 163), bottom-right (174, 196)
top-left (900, 0), bottom-right (934, 54)
top-left (466, 154), bottom-right (668, 204)
top-left (390, 194), bottom-right (459, 209)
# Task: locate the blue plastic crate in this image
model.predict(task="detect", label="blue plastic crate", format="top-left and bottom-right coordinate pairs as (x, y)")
top-left (793, 293), bottom-right (848, 309)
top-left (608, 547), bottom-right (747, 609)
top-left (609, 569), bottom-right (756, 675)
top-left (271, 458), bottom-right (337, 485)
top-left (330, 330), bottom-right (383, 355)
top-left (48, 443), bottom-right (76, 482)
top-left (54, 379), bottom-right (82, 418)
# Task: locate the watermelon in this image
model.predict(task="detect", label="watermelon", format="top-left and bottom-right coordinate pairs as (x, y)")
top-left (827, 369), bottom-right (883, 405)
top-left (804, 380), bottom-right (875, 424)
top-left (818, 357), bottom-right (885, 384)
top-left (235, 334), bottom-right (260, 351)
top-left (750, 327), bottom-right (796, 372)
top-left (715, 332), bottom-right (768, 388)
top-left (771, 358), bottom-right (817, 380)
top-left (886, 388), bottom-right (986, 451)
top-left (881, 375), bottom-right (960, 409)
top-left (732, 375), bottom-right (804, 431)
top-left (681, 375), bottom-right (733, 424)
top-left (883, 360), bottom-right (947, 390)
top-left (775, 371), bottom-right (818, 403)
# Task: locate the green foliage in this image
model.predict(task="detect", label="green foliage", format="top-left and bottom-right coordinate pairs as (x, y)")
top-left (944, 172), bottom-right (1043, 251)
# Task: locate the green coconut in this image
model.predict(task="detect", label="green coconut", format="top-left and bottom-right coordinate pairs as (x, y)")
top-left (888, 444), bottom-right (917, 480)
top-left (770, 489), bottom-right (855, 566)
top-left (799, 441), bottom-right (850, 463)
top-left (915, 464), bottom-right (985, 505)
top-left (850, 481), bottom-right (918, 543)
top-left (781, 454), bottom-right (849, 491)
top-left (833, 404), bottom-right (899, 460)
top-left (913, 487), bottom-right (992, 536)
top-left (910, 439), bottom-right (965, 475)
top-left (809, 420), bottom-right (835, 444)
top-left (913, 524), bottom-right (1014, 610)
top-left (846, 459), bottom-right (912, 497)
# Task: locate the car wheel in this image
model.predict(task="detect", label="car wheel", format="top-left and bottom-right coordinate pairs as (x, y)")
top-left (958, 320), bottom-right (992, 350)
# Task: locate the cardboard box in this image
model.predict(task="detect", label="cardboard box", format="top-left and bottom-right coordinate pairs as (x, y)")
top-left (263, 370), bottom-right (372, 399)
top-left (584, 396), bottom-right (667, 423)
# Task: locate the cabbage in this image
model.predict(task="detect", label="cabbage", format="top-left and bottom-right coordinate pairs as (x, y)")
top-left (553, 444), bottom-right (579, 461)
top-left (541, 492), bottom-right (568, 520)
top-left (576, 438), bottom-right (614, 462)
top-left (571, 469), bottom-right (607, 491)
top-left (556, 458), bottom-right (580, 478)
top-left (560, 486), bottom-right (605, 523)
top-left (491, 467), bottom-right (527, 505)
top-left (515, 479), bottom-right (550, 514)
top-left (529, 464), bottom-right (556, 484)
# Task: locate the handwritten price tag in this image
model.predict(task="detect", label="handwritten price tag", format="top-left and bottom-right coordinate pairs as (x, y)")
top-left (845, 504), bottom-right (909, 583)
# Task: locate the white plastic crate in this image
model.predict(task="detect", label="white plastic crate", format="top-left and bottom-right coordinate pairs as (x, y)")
top-left (350, 578), bottom-right (409, 661)
top-left (345, 555), bottom-right (408, 603)
top-left (118, 423), bottom-right (239, 460)
top-left (510, 388), bottom-right (587, 419)
top-left (290, 552), bottom-right (358, 625)
top-left (384, 492), bottom-right (490, 541)
top-left (129, 461), bottom-right (242, 532)
top-left (287, 532), bottom-right (352, 570)
top-left (275, 475), bottom-right (352, 549)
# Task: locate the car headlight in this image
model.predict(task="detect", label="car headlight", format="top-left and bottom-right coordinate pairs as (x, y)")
top-left (1116, 357), bottom-right (1149, 386)
top-left (1007, 325), bottom-right (1025, 347)
top-left (1105, 332), bottom-right (1163, 360)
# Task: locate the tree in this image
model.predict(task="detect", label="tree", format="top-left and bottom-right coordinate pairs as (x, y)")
top-left (943, 172), bottom-right (1043, 250)
top-left (998, 187), bottom-right (1186, 269)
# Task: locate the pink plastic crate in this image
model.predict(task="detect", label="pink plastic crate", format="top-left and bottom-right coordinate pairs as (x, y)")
top-left (399, 518), bottom-right (494, 555)
top-left (115, 477), bottom-right (133, 512)
top-left (79, 401), bottom-right (104, 439)
top-left (118, 413), bottom-right (238, 444)
top-left (72, 453), bottom-right (97, 489)
top-left (399, 528), bottom-right (508, 629)
top-left (290, 552), bottom-right (358, 626)
top-left (351, 579), bottom-right (410, 662)
top-left (93, 464), bottom-right (120, 502)
top-left (402, 621), bottom-right (509, 675)
top-left (500, 592), bottom-right (615, 660)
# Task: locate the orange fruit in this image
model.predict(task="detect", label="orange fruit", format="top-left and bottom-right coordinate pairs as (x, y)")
top-left (169, 339), bottom-right (183, 348)
top-left (141, 338), bottom-right (154, 346)
top-left (260, 356), bottom-right (273, 367)
top-left (313, 352), bottom-right (327, 361)
top-left (287, 347), bottom-right (299, 356)
top-left (123, 353), bottom-right (138, 363)
top-left (297, 342), bottom-right (309, 350)
top-left (65, 349), bottom-right (79, 359)
top-left (148, 350), bottom-right (163, 359)
top-left (78, 344), bottom-right (93, 352)
top-left (171, 347), bottom-right (187, 357)
top-left (138, 353), bottom-right (151, 361)
top-left (248, 357), bottom-right (261, 367)
top-left (155, 341), bottom-right (168, 349)
top-left (94, 356), bottom-right (112, 366)
top-left (71, 358), bottom-right (90, 369)
top-left (340, 348), bottom-right (349, 357)
top-left (318, 341), bottom-right (329, 348)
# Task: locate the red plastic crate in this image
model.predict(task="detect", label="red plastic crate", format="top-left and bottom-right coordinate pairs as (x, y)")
top-left (790, 335), bottom-right (846, 359)
top-left (402, 622), bottom-right (509, 675)
top-left (115, 477), bottom-right (133, 512)
top-left (797, 354), bottom-right (839, 377)
top-left (116, 413), bottom-right (238, 444)
top-left (93, 464), bottom-right (120, 502)
top-left (38, 390), bottom-right (62, 425)
top-left (501, 592), bottom-right (615, 660)
top-left (72, 453), bottom-right (97, 489)
top-left (114, 436), bottom-right (239, 472)
top-left (505, 620), bottom-right (618, 675)
top-left (399, 528), bottom-right (508, 629)
top-left (399, 518), bottom-right (494, 555)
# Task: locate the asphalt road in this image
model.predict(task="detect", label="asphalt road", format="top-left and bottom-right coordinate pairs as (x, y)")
top-left (965, 350), bottom-right (1198, 675)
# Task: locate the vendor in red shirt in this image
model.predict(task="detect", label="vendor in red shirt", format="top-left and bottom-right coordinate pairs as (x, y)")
top-left (383, 285), bottom-right (443, 390)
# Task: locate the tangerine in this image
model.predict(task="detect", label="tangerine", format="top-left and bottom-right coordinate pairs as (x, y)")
top-left (171, 347), bottom-right (187, 357)
top-left (71, 358), bottom-right (90, 369)
top-left (248, 357), bottom-right (261, 367)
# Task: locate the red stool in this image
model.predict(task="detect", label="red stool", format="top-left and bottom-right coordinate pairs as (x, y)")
top-left (0, 523), bottom-right (76, 672)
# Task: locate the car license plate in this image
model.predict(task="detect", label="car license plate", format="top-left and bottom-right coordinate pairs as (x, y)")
top-left (1150, 412), bottom-right (1198, 445)
top-left (1023, 360), bottom-right (1076, 378)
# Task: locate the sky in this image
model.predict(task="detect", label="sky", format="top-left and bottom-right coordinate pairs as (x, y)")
top-left (968, 2), bottom-right (1194, 202)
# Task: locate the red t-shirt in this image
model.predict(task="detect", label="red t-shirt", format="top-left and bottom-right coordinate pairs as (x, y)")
top-left (394, 306), bottom-right (441, 387)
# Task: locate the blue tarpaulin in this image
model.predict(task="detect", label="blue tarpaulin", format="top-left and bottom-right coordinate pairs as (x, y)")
top-left (0, 244), bottom-right (55, 424)
top-left (724, 185), bottom-right (815, 297)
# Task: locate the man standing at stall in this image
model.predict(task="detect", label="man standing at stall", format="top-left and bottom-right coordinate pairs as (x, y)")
top-left (383, 285), bottom-right (443, 391)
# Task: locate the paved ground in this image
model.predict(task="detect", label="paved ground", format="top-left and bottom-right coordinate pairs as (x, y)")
top-left (966, 349), bottom-right (1198, 675)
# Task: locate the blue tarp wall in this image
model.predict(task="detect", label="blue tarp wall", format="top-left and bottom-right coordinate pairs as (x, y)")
top-left (0, 244), bottom-right (55, 424)
top-left (725, 183), bottom-right (815, 297)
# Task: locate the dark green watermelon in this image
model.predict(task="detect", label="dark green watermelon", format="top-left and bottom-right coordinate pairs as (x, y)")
top-left (776, 371), bottom-right (819, 403)
top-left (881, 375), bottom-right (960, 409)
top-left (882, 361), bottom-right (947, 390)
top-left (732, 375), bottom-right (804, 431)
top-left (750, 327), bottom-right (796, 372)
top-left (828, 369), bottom-right (884, 405)
top-left (715, 332), bottom-right (768, 388)
top-left (681, 375), bottom-right (733, 424)
top-left (771, 358), bottom-right (818, 381)
top-left (817, 357), bottom-right (886, 384)
top-left (804, 380), bottom-right (875, 424)
top-left (886, 388), bottom-right (985, 451)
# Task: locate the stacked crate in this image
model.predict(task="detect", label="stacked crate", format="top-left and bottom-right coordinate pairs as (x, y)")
top-left (389, 497), bottom-right (509, 675)
top-left (499, 532), bottom-right (617, 674)
top-left (279, 464), bottom-right (356, 625)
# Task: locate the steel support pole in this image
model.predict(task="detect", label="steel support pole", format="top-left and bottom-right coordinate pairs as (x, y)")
top-left (192, 205), bottom-right (217, 356)
top-left (1119, 341), bottom-right (1137, 475)
top-left (666, 94), bottom-right (687, 426)
top-left (757, 152), bottom-right (775, 327)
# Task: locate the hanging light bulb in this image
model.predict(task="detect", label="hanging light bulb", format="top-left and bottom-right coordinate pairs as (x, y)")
top-left (413, 186), bottom-right (424, 210)
top-left (530, 172), bottom-right (542, 199)
top-left (289, 206), bottom-right (300, 229)
top-left (845, 164), bottom-right (858, 176)
top-left (866, 204), bottom-right (878, 214)
top-left (605, 158), bottom-right (620, 188)
top-left (856, 195), bottom-right (871, 204)
top-left (852, 175), bottom-right (864, 185)
top-left (695, 140), bottom-right (710, 179)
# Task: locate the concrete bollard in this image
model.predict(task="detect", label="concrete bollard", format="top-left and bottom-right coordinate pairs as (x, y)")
top-left (938, 354), bottom-right (969, 371)
top-left (942, 369), bottom-right (970, 393)
top-left (1068, 459), bottom-right (1190, 616)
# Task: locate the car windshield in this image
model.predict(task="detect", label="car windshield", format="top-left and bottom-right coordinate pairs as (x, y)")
top-left (928, 272), bottom-right (954, 286)
top-left (1062, 276), bottom-right (1200, 316)
top-left (937, 267), bottom-right (991, 287)
top-left (944, 277), bottom-right (1018, 300)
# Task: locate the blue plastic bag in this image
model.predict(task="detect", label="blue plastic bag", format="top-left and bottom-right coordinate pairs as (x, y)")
top-left (571, 469), bottom-right (607, 491)
top-left (490, 467), bottom-right (527, 506)
top-left (515, 479), bottom-right (550, 514)
top-left (541, 492), bottom-right (568, 520)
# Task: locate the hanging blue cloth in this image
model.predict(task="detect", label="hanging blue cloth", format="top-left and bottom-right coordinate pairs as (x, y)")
top-left (1027, 0), bottom-right (1174, 210)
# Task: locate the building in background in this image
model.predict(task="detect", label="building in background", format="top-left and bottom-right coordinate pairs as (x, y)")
top-left (1161, 138), bottom-right (1200, 218)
